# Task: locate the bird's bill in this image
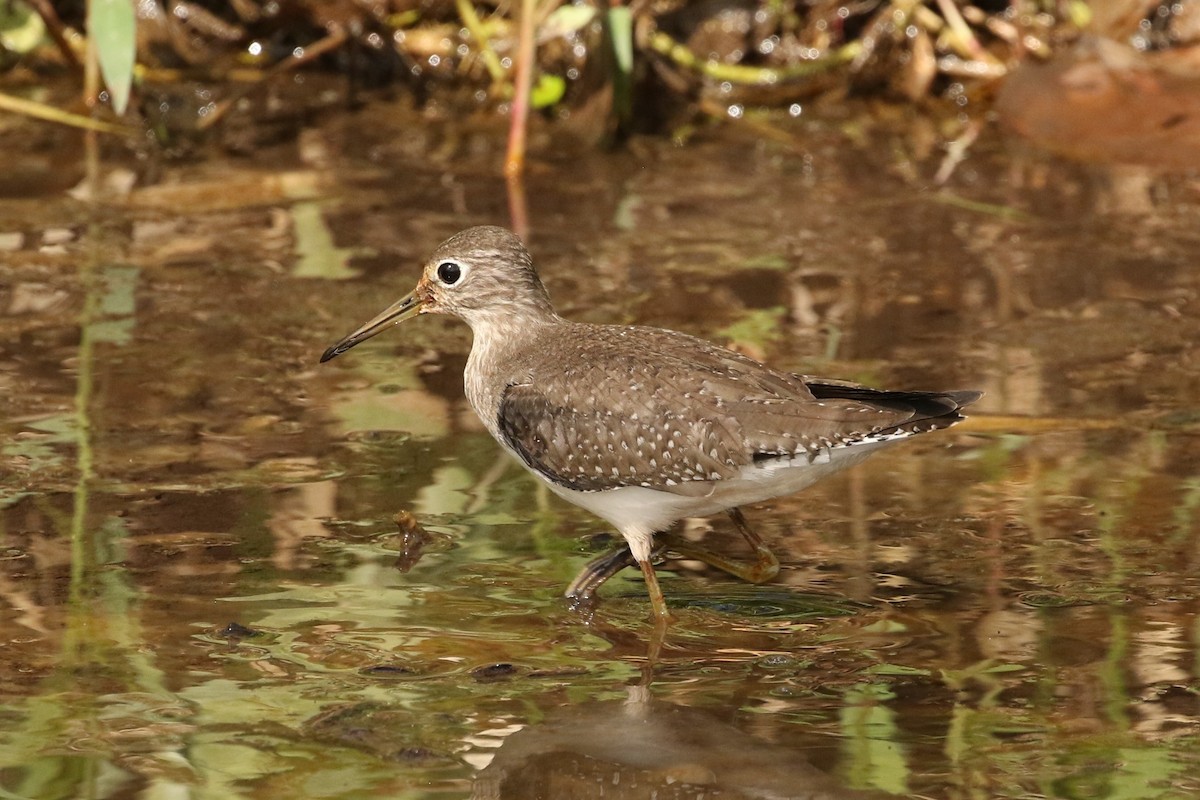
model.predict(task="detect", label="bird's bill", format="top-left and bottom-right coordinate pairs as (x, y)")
top-left (320, 290), bottom-right (422, 363)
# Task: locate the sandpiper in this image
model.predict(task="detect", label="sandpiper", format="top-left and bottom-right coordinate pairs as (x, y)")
top-left (321, 226), bottom-right (980, 619)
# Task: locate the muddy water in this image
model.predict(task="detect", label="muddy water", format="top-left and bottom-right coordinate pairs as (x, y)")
top-left (2, 99), bottom-right (1199, 800)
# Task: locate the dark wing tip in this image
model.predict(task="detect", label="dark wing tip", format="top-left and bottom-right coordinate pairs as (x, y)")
top-left (945, 390), bottom-right (983, 409)
top-left (804, 382), bottom-right (983, 436)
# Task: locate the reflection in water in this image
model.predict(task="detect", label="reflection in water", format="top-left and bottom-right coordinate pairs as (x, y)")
top-left (2, 99), bottom-right (1200, 799)
top-left (267, 480), bottom-right (335, 570)
top-left (473, 686), bottom-right (887, 800)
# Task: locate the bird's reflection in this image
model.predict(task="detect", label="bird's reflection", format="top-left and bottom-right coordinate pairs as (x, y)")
top-left (472, 684), bottom-right (890, 800)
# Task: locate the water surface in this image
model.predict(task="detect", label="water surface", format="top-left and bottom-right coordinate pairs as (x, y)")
top-left (2, 101), bottom-right (1199, 799)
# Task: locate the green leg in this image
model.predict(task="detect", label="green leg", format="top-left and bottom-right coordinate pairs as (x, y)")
top-left (566, 540), bottom-right (675, 616)
top-left (638, 557), bottom-right (672, 620)
top-left (564, 508), bottom-right (779, 611)
top-left (657, 508), bottom-right (780, 584)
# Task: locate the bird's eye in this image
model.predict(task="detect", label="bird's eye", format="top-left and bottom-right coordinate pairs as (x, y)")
top-left (436, 261), bottom-right (462, 285)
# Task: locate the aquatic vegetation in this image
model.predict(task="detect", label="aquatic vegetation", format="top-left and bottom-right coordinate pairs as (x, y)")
top-left (0, 0), bottom-right (1140, 143)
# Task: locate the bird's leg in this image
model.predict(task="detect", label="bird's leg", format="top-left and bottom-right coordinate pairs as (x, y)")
top-left (567, 509), bottom-right (779, 611)
top-left (565, 546), bottom-right (638, 609)
top-left (638, 557), bottom-right (671, 620)
top-left (656, 508), bottom-right (780, 585)
top-left (727, 508), bottom-right (781, 583)
top-left (565, 539), bottom-right (678, 612)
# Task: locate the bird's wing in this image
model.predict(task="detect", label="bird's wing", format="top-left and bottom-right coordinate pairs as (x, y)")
top-left (497, 375), bottom-right (744, 492)
top-left (494, 325), bottom-right (974, 492)
top-left (734, 381), bottom-right (980, 458)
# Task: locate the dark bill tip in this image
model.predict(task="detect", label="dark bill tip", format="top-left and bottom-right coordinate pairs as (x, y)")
top-left (318, 290), bottom-right (423, 365)
top-left (319, 343), bottom-right (345, 363)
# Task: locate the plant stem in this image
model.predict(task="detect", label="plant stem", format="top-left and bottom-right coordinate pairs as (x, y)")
top-left (504, 0), bottom-right (536, 178)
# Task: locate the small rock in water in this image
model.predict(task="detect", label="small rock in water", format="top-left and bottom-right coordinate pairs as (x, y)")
top-left (218, 621), bottom-right (261, 639)
top-left (472, 663), bottom-right (520, 682)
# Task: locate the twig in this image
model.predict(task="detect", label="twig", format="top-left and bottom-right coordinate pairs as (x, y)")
top-left (933, 0), bottom-right (1003, 69)
top-left (930, 191), bottom-right (1031, 221)
top-left (934, 118), bottom-right (980, 185)
top-left (648, 30), bottom-right (860, 85)
top-left (26, 0), bottom-right (81, 69)
top-left (0, 91), bottom-right (136, 135)
top-left (455, 0), bottom-right (508, 85)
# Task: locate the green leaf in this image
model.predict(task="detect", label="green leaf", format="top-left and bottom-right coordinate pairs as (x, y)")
top-left (0, 1), bottom-right (46, 55)
top-left (864, 663), bottom-right (930, 676)
top-left (607, 6), bottom-right (633, 124)
top-left (608, 6), bottom-right (633, 75)
top-left (860, 619), bottom-right (908, 634)
top-left (1066, 0), bottom-right (1092, 28)
top-left (715, 307), bottom-right (786, 351)
top-left (530, 73), bottom-right (566, 109)
top-left (541, 5), bottom-right (597, 39)
top-left (88, 0), bottom-right (136, 116)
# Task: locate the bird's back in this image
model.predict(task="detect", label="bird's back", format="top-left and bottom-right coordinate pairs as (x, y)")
top-left (483, 320), bottom-right (978, 495)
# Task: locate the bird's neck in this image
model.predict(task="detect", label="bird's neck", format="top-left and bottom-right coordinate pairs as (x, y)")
top-left (462, 308), bottom-right (563, 431)
top-left (461, 302), bottom-right (561, 345)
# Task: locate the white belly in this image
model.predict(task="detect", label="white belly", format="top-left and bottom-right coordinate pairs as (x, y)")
top-left (527, 440), bottom-right (889, 561)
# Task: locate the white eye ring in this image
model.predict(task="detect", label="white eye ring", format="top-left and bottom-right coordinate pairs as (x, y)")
top-left (435, 260), bottom-right (468, 286)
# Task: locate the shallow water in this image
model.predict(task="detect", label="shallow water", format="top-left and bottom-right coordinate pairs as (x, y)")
top-left (2, 99), bottom-right (1200, 799)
